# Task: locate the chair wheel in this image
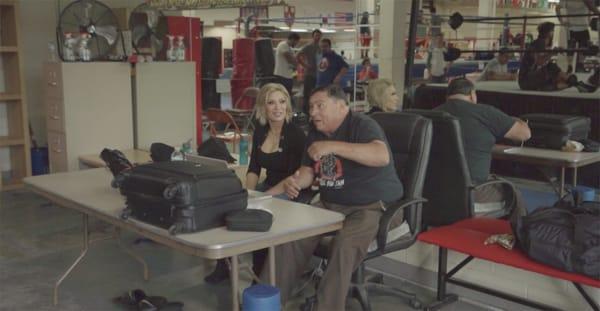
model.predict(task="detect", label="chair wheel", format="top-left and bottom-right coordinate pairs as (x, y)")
top-left (409, 299), bottom-right (422, 309)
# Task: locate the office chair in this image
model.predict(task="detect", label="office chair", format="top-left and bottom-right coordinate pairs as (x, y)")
top-left (406, 109), bottom-right (518, 227)
top-left (313, 112), bottom-right (432, 310)
top-left (205, 108), bottom-right (242, 153)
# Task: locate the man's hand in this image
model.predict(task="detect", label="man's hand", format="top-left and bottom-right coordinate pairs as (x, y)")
top-left (307, 141), bottom-right (337, 162)
top-left (283, 170), bottom-right (302, 199)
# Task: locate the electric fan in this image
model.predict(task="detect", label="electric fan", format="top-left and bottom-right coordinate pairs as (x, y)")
top-left (129, 3), bottom-right (168, 59)
top-left (57, 0), bottom-right (120, 61)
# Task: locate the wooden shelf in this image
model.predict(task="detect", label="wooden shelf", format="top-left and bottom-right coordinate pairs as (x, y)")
top-left (0, 46), bottom-right (17, 52)
top-left (0, 93), bottom-right (20, 101)
top-left (0, 137), bottom-right (24, 146)
top-left (0, 0), bottom-right (29, 191)
top-left (1, 183), bottom-right (23, 191)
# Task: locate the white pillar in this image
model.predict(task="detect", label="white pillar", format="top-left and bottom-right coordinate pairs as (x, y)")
top-left (476, 0), bottom-right (496, 50)
top-left (379, 0), bottom-right (411, 109)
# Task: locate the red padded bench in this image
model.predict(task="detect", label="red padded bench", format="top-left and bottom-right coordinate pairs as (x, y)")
top-left (418, 218), bottom-right (600, 311)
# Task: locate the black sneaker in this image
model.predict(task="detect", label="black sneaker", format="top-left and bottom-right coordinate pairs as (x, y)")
top-left (100, 148), bottom-right (133, 177)
top-left (299, 295), bottom-right (317, 311)
top-left (575, 81), bottom-right (598, 93)
top-left (204, 259), bottom-right (230, 284)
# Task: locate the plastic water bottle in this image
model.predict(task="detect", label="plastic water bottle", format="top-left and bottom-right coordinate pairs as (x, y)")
top-left (239, 134), bottom-right (249, 165)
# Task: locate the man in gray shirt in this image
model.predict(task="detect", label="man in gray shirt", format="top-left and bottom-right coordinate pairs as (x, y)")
top-left (297, 29), bottom-right (322, 114)
top-left (478, 48), bottom-right (516, 81)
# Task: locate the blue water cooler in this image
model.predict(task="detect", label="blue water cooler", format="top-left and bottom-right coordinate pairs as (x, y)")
top-left (242, 284), bottom-right (280, 311)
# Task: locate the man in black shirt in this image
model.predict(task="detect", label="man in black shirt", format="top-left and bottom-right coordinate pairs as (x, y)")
top-left (265, 85), bottom-right (403, 311)
top-left (518, 22), bottom-right (596, 92)
top-left (435, 78), bottom-right (530, 216)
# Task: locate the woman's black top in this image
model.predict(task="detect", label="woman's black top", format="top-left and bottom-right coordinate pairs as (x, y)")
top-left (248, 121), bottom-right (306, 187)
top-left (366, 106), bottom-right (383, 115)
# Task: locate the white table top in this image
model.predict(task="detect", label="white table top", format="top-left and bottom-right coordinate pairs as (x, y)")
top-left (24, 169), bottom-right (343, 259)
top-left (492, 145), bottom-right (600, 168)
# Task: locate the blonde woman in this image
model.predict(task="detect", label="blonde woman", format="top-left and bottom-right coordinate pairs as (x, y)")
top-left (366, 78), bottom-right (400, 114)
top-left (205, 83), bottom-right (306, 284)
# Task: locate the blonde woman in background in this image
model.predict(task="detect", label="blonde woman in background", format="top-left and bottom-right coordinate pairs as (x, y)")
top-left (366, 78), bottom-right (401, 114)
top-left (205, 83), bottom-right (306, 285)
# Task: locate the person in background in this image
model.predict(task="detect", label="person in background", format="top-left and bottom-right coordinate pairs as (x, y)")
top-left (357, 58), bottom-right (378, 81)
top-left (204, 83), bottom-right (306, 285)
top-left (518, 22), bottom-right (596, 92)
top-left (264, 85), bottom-right (403, 311)
top-left (429, 5), bottom-right (443, 37)
top-left (316, 38), bottom-right (349, 87)
top-left (359, 11), bottom-right (372, 59)
top-left (435, 78), bottom-right (529, 217)
top-left (556, 0), bottom-right (599, 72)
top-left (274, 32), bottom-right (300, 96)
top-left (297, 29), bottom-right (323, 114)
top-left (427, 33), bottom-right (450, 83)
top-left (478, 48), bottom-right (517, 81)
top-left (366, 78), bottom-right (400, 114)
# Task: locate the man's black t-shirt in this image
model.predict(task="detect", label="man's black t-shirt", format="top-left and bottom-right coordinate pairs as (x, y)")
top-left (435, 99), bottom-right (515, 184)
top-left (301, 112), bottom-right (403, 205)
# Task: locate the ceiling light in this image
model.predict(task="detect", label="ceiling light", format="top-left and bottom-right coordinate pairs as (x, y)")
top-left (343, 29), bottom-right (356, 32)
top-left (278, 26), bottom-right (290, 30)
top-left (320, 28), bottom-right (336, 33)
top-left (291, 28), bottom-right (308, 32)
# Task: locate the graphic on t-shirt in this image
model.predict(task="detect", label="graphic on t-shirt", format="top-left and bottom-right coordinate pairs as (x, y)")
top-left (318, 57), bottom-right (330, 72)
top-left (314, 153), bottom-right (344, 188)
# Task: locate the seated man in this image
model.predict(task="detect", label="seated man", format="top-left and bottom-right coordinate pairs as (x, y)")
top-left (518, 22), bottom-right (596, 92)
top-left (478, 47), bottom-right (517, 81)
top-left (264, 85), bottom-right (404, 311)
top-left (435, 78), bottom-right (530, 216)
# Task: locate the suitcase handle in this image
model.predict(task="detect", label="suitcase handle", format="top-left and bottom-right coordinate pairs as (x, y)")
top-left (163, 182), bottom-right (191, 201)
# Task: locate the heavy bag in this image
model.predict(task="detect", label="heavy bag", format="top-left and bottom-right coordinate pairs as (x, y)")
top-left (255, 38), bottom-right (275, 78)
top-left (202, 37), bottom-right (222, 79)
top-left (512, 201), bottom-right (600, 279)
top-left (520, 113), bottom-right (591, 150)
top-left (116, 161), bottom-right (247, 234)
top-left (232, 38), bottom-right (255, 79)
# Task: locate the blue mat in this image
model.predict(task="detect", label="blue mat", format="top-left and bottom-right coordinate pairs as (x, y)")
top-left (518, 187), bottom-right (559, 213)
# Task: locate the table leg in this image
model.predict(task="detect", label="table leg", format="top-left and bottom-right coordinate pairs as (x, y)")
top-left (560, 167), bottom-right (565, 197)
top-left (231, 255), bottom-right (239, 311)
top-left (268, 246), bottom-right (276, 286)
top-left (116, 227), bottom-right (149, 281)
top-left (572, 167), bottom-right (578, 189)
top-left (54, 214), bottom-right (89, 305)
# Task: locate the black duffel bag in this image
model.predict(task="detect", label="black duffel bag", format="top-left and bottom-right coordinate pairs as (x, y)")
top-left (512, 201), bottom-right (600, 279)
top-left (520, 113), bottom-right (591, 150)
top-left (114, 161), bottom-right (247, 234)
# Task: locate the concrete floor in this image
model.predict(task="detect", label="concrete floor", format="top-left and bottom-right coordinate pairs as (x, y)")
top-left (1, 189), bottom-right (499, 311)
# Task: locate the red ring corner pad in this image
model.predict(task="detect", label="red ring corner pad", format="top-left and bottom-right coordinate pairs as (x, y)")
top-left (418, 218), bottom-right (600, 288)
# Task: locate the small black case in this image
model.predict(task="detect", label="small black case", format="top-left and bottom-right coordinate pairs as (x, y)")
top-left (226, 209), bottom-right (273, 232)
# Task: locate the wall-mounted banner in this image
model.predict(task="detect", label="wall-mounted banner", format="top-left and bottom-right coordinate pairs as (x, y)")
top-left (146, 0), bottom-right (286, 10)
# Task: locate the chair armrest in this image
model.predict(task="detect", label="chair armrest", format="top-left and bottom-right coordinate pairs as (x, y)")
top-left (374, 197), bottom-right (427, 254)
top-left (471, 176), bottom-right (519, 218)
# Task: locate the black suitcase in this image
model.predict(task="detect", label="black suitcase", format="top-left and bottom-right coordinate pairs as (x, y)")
top-left (116, 161), bottom-right (247, 234)
top-left (520, 113), bottom-right (591, 150)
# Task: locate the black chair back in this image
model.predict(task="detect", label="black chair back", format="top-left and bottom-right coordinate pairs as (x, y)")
top-left (406, 109), bottom-right (473, 227)
top-left (371, 112), bottom-right (432, 244)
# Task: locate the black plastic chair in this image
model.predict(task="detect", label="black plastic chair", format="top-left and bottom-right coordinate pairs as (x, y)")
top-left (406, 109), bottom-right (518, 227)
top-left (314, 112), bottom-right (433, 310)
